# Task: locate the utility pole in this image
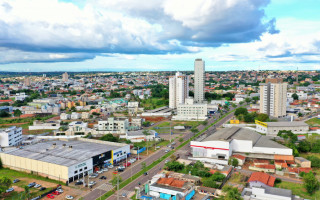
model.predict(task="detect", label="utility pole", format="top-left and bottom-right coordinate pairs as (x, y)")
top-left (170, 121), bottom-right (172, 143)
top-left (117, 174), bottom-right (119, 200)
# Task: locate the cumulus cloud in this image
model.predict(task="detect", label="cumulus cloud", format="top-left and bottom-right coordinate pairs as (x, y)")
top-left (0, 0), bottom-right (275, 64)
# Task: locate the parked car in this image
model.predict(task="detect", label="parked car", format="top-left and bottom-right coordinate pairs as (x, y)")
top-left (75, 181), bottom-right (83, 185)
top-left (34, 184), bottom-right (41, 188)
top-left (28, 182), bottom-right (36, 188)
top-left (108, 165), bottom-right (114, 169)
top-left (57, 189), bottom-right (64, 193)
top-left (144, 172), bottom-right (148, 176)
top-left (89, 173), bottom-right (98, 178)
top-left (13, 179), bottom-right (20, 183)
top-left (66, 195), bottom-right (74, 200)
top-left (52, 191), bottom-right (60, 195)
top-left (96, 170), bottom-right (103, 174)
top-left (165, 149), bottom-right (170, 153)
top-left (116, 167), bottom-right (124, 172)
top-left (156, 146), bottom-right (161, 149)
top-left (57, 184), bottom-right (62, 189)
top-left (171, 142), bottom-right (176, 145)
top-left (165, 160), bottom-right (170, 164)
top-left (114, 163), bottom-right (120, 166)
top-left (167, 145), bottom-right (172, 148)
top-left (6, 188), bottom-right (14, 193)
top-left (40, 187), bottom-right (46, 191)
top-left (102, 168), bottom-right (109, 172)
top-left (122, 193), bottom-right (127, 197)
top-left (47, 194), bottom-right (55, 199)
top-left (100, 176), bottom-right (107, 180)
top-left (124, 162), bottom-right (131, 167)
top-left (88, 181), bottom-right (96, 187)
top-left (30, 196), bottom-right (40, 200)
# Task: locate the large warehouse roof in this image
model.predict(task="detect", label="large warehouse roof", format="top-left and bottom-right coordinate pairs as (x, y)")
top-left (265, 121), bottom-right (308, 127)
top-left (2, 138), bottom-right (128, 167)
top-left (202, 127), bottom-right (290, 149)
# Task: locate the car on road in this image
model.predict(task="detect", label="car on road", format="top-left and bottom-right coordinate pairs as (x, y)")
top-left (124, 162), bottom-right (131, 167)
top-left (156, 146), bottom-right (161, 149)
top-left (13, 179), bottom-right (20, 183)
top-left (165, 149), bottom-right (170, 153)
top-left (30, 196), bottom-right (40, 200)
top-left (96, 170), bottom-right (103, 174)
top-left (122, 193), bottom-right (127, 197)
top-left (167, 145), bottom-right (172, 148)
top-left (171, 142), bottom-right (176, 145)
top-left (129, 159), bottom-right (136, 163)
top-left (144, 172), bottom-right (148, 176)
top-left (89, 181), bottom-right (96, 187)
top-left (47, 194), bottom-right (55, 199)
top-left (28, 182), bottom-right (36, 188)
top-left (100, 176), bottom-right (107, 180)
top-left (34, 184), bottom-right (41, 188)
top-left (6, 188), bottom-right (14, 193)
top-left (66, 195), bottom-right (74, 200)
top-left (108, 164), bottom-right (114, 169)
top-left (40, 187), bottom-right (46, 191)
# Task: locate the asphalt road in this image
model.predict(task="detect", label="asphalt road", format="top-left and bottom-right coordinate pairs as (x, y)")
top-left (106, 108), bottom-right (238, 200)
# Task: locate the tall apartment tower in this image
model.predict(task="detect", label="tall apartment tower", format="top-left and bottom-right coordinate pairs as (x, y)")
top-left (260, 78), bottom-right (287, 118)
top-left (169, 72), bottom-right (189, 108)
top-left (62, 72), bottom-right (69, 82)
top-left (194, 58), bottom-right (205, 103)
top-left (24, 77), bottom-right (31, 86)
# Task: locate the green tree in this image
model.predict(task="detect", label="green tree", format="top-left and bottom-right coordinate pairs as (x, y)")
top-left (245, 97), bottom-right (251, 105)
top-left (292, 93), bottom-right (299, 100)
top-left (0, 110), bottom-right (10, 118)
top-left (24, 185), bottom-right (30, 199)
top-left (220, 186), bottom-right (242, 200)
top-left (202, 178), bottom-right (219, 188)
top-left (234, 108), bottom-right (248, 117)
top-left (0, 157), bottom-right (3, 169)
top-left (228, 158), bottom-right (239, 167)
top-left (191, 127), bottom-right (199, 134)
top-left (0, 177), bottom-right (12, 194)
top-left (256, 113), bottom-right (269, 122)
top-left (202, 121), bottom-right (208, 126)
top-left (298, 112), bottom-right (303, 117)
top-left (100, 134), bottom-right (119, 142)
top-left (141, 162), bottom-right (147, 172)
top-left (303, 172), bottom-right (319, 195)
top-left (13, 109), bottom-right (22, 117)
top-left (165, 161), bottom-right (185, 172)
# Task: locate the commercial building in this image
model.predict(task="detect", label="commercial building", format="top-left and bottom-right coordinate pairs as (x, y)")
top-left (295, 157), bottom-right (311, 168)
top-left (0, 138), bottom-right (130, 183)
top-left (96, 117), bottom-right (129, 134)
top-left (242, 186), bottom-right (295, 200)
top-left (260, 78), bottom-right (287, 118)
top-left (120, 129), bottom-right (158, 142)
top-left (190, 127), bottom-right (292, 165)
top-left (29, 120), bottom-right (60, 130)
top-left (62, 72), bottom-right (69, 82)
top-left (172, 98), bottom-right (207, 121)
top-left (0, 126), bottom-right (22, 147)
top-left (194, 58), bottom-right (205, 103)
top-left (255, 120), bottom-right (309, 136)
top-left (24, 77), bottom-right (31, 86)
top-left (55, 121), bottom-right (91, 136)
top-left (148, 174), bottom-right (195, 200)
top-left (169, 72), bottom-right (189, 108)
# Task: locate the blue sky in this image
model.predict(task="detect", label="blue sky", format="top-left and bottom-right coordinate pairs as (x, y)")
top-left (0, 0), bottom-right (319, 72)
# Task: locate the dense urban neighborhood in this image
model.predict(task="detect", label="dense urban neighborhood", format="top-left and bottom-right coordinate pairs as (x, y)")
top-left (0, 60), bottom-right (319, 200)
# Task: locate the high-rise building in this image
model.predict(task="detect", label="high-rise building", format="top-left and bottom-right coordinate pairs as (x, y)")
top-left (62, 72), bottom-right (69, 82)
top-left (169, 72), bottom-right (189, 108)
top-left (194, 59), bottom-right (205, 103)
top-left (260, 78), bottom-right (287, 118)
top-left (24, 77), bottom-right (31, 86)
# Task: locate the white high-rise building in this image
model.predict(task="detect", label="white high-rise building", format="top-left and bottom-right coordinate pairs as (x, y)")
top-left (194, 59), bottom-right (205, 103)
top-left (169, 72), bottom-right (189, 108)
top-left (62, 72), bottom-right (69, 82)
top-left (260, 78), bottom-right (287, 118)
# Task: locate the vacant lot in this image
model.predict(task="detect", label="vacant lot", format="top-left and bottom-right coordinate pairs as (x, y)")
top-left (275, 181), bottom-right (320, 200)
top-left (306, 118), bottom-right (320, 127)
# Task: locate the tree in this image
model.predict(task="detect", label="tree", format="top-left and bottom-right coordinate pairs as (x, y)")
top-left (13, 109), bottom-right (22, 117)
top-left (298, 140), bottom-right (311, 152)
top-left (256, 113), bottom-right (269, 122)
top-left (202, 178), bottom-right (219, 188)
top-left (245, 97), bottom-right (251, 105)
top-left (220, 186), bottom-right (242, 200)
top-left (0, 110), bottom-right (10, 118)
top-left (24, 185), bottom-right (30, 199)
top-left (0, 177), bottom-right (11, 194)
top-left (303, 172), bottom-right (319, 195)
top-left (228, 158), bottom-right (239, 167)
top-left (143, 130), bottom-right (150, 155)
top-left (234, 108), bottom-right (248, 117)
top-left (252, 96), bottom-right (259, 103)
top-left (165, 161), bottom-right (184, 172)
top-left (191, 128), bottom-right (199, 134)
top-left (0, 157), bottom-right (2, 169)
top-left (307, 156), bottom-right (320, 168)
top-left (141, 162), bottom-right (147, 172)
top-left (292, 93), bottom-right (299, 100)
top-left (202, 121), bottom-right (208, 126)
top-left (298, 112), bottom-right (303, 117)
top-left (111, 174), bottom-right (122, 187)
top-left (231, 103), bottom-right (237, 108)
top-left (100, 134), bottom-right (119, 142)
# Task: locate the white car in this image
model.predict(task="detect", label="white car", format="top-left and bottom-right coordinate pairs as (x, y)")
top-left (66, 195), bottom-right (74, 200)
top-left (57, 189), bottom-right (64, 193)
top-left (6, 188), bottom-right (14, 193)
top-left (88, 181), bottom-right (96, 187)
top-left (89, 173), bottom-right (98, 178)
top-left (165, 160), bottom-right (170, 164)
top-left (129, 159), bottom-right (135, 163)
top-left (108, 165), bottom-right (114, 169)
top-left (102, 168), bottom-right (109, 172)
top-left (96, 170), bottom-right (103, 174)
top-left (34, 184), bottom-right (41, 188)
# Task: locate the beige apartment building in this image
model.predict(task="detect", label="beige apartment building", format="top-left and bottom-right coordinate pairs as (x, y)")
top-left (260, 78), bottom-right (287, 118)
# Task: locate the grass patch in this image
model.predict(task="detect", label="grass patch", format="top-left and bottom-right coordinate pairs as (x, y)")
top-left (0, 168), bottom-right (65, 185)
top-left (4, 187), bottom-right (54, 200)
top-left (306, 118), bottom-right (320, 127)
top-left (275, 181), bottom-right (320, 200)
top-left (227, 172), bottom-right (247, 184)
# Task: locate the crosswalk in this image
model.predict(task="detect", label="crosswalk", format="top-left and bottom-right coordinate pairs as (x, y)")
top-left (97, 183), bottom-right (114, 192)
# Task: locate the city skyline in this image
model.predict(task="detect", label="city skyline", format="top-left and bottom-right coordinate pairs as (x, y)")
top-left (0, 0), bottom-right (320, 72)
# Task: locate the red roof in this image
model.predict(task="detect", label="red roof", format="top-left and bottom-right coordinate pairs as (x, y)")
top-left (0, 99), bottom-right (13, 102)
top-left (274, 155), bottom-right (294, 161)
top-left (275, 160), bottom-right (288, 168)
top-left (288, 167), bottom-right (312, 173)
top-left (253, 159), bottom-right (269, 165)
top-left (248, 172), bottom-right (276, 187)
top-left (255, 164), bottom-right (276, 169)
top-left (232, 154), bottom-right (246, 160)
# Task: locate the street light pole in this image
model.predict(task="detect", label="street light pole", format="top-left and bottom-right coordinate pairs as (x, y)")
top-left (117, 174), bottom-right (119, 200)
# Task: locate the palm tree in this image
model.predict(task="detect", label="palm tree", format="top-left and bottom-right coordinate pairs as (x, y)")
top-left (143, 130), bottom-right (150, 155)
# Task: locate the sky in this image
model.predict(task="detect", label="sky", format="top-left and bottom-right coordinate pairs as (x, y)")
top-left (0, 0), bottom-right (320, 72)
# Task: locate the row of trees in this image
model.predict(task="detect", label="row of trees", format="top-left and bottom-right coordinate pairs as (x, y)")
top-left (234, 107), bottom-right (270, 123)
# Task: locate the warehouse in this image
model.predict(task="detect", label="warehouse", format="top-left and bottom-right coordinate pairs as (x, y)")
top-left (190, 127), bottom-right (292, 165)
top-left (255, 120), bottom-right (309, 136)
top-left (0, 138), bottom-right (130, 184)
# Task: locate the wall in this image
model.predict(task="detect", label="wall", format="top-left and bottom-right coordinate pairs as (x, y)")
top-left (231, 140), bottom-right (252, 153)
top-left (252, 147), bottom-right (292, 155)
